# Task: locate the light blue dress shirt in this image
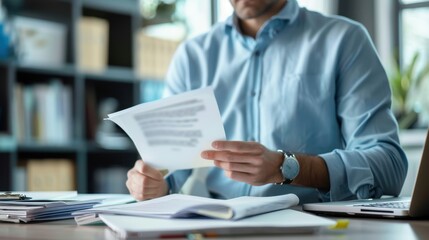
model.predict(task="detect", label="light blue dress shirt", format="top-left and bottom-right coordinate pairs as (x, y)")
top-left (163, 0), bottom-right (408, 203)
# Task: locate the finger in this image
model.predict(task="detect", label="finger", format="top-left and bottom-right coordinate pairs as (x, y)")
top-left (127, 171), bottom-right (143, 193)
top-left (130, 172), bottom-right (160, 191)
top-left (212, 141), bottom-right (265, 154)
top-left (134, 160), bottom-right (163, 180)
top-left (128, 168), bottom-right (164, 193)
top-left (202, 150), bottom-right (259, 163)
top-left (214, 160), bottom-right (255, 174)
top-left (133, 160), bottom-right (144, 173)
top-left (125, 178), bottom-right (133, 193)
top-left (126, 180), bottom-right (142, 201)
top-left (130, 179), bottom-right (162, 198)
top-left (127, 176), bottom-right (161, 200)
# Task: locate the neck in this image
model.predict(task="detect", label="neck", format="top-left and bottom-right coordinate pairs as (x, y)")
top-left (239, 0), bottom-right (287, 38)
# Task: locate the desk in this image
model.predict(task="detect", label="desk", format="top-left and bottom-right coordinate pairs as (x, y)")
top-left (1, 215), bottom-right (429, 239)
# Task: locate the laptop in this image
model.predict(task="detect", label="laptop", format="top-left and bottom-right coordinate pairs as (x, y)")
top-left (303, 130), bottom-right (429, 218)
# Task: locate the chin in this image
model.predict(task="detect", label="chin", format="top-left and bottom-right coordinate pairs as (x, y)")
top-left (235, 8), bottom-right (260, 19)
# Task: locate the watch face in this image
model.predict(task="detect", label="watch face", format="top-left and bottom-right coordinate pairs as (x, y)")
top-left (283, 157), bottom-right (300, 180)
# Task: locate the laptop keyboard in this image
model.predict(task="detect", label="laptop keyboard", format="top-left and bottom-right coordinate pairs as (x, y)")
top-left (355, 201), bottom-right (410, 209)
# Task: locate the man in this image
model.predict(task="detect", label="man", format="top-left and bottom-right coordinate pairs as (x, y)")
top-left (126, 0), bottom-right (408, 203)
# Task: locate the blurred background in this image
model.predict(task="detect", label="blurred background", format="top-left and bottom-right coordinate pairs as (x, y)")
top-left (0, 0), bottom-right (428, 195)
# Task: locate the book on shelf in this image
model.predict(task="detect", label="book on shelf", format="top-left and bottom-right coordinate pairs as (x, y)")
top-left (14, 80), bottom-right (72, 144)
top-left (27, 159), bottom-right (75, 191)
top-left (13, 16), bottom-right (67, 67)
top-left (136, 30), bottom-right (181, 79)
top-left (73, 193), bottom-right (300, 221)
top-left (78, 16), bottom-right (109, 73)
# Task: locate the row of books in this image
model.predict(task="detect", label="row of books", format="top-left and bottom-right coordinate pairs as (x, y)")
top-left (15, 15), bottom-right (181, 79)
top-left (14, 16), bottom-right (108, 72)
top-left (14, 158), bottom-right (128, 194)
top-left (14, 79), bottom-right (164, 145)
top-left (14, 16), bottom-right (67, 67)
top-left (14, 159), bottom-right (75, 191)
top-left (14, 80), bottom-right (72, 144)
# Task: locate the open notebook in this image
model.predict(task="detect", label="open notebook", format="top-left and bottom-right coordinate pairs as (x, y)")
top-left (74, 193), bottom-right (299, 221)
top-left (303, 129), bottom-right (429, 218)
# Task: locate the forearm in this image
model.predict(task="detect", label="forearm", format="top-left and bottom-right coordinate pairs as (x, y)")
top-left (292, 154), bottom-right (330, 191)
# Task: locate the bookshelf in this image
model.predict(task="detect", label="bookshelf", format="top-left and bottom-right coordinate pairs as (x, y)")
top-left (0, 0), bottom-right (143, 193)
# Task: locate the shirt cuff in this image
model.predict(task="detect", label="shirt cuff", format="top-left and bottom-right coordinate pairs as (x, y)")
top-left (319, 151), bottom-right (353, 201)
top-left (320, 150), bottom-right (383, 201)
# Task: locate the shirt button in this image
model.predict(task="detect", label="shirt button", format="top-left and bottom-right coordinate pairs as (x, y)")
top-left (254, 51), bottom-right (260, 57)
top-left (251, 91), bottom-right (256, 97)
top-left (248, 137), bottom-right (255, 142)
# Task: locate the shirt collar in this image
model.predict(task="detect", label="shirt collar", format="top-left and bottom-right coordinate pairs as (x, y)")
top-left (225, 0), bottom-right (300, 31)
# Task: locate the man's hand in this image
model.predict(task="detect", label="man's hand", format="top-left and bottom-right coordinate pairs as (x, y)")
top-left (201, 141), bottom-right (284, 185)
top-left (126, 160), bottom-right (169, 201)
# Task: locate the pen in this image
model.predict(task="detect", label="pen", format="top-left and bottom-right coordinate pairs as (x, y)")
top-left (0, 192), bottom-right (32, 201)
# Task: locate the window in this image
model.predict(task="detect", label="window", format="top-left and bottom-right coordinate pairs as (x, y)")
top-left (139, 0), bottom-right (211, 39)
top-left (298, 0), bottom-right (337, 15)
top-left (397, 0), bottom-right (429, 126)
top-left (399, 1), bottom-right (429, 70)
top-left (217, 1), bottom-right (233, 22)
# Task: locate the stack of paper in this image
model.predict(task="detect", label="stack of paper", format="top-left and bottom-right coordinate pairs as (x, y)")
top-left (0, 199), bottom-right (101, 223)
top-left (70, 194), bottom-right (135, 225)
top-left (0, 191), bottom-right (102, 223)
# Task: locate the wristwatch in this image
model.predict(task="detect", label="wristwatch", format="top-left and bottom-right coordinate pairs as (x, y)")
top-left (274, 150), bottom-right (300, 185)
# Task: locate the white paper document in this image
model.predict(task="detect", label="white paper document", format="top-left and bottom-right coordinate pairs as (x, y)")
top-left (106, 87), bottom-right (226, 172)
top-left (100, 209), bottom-right (336, 239)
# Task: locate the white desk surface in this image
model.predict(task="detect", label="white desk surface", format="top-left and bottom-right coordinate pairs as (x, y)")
top-left (1, 211), bottom-right (428, 240)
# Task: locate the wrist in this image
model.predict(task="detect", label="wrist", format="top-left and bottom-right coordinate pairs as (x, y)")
top-left (273, 150), bottom-right (300, 185)
top-left (273, 152), bottom-right (285, 183)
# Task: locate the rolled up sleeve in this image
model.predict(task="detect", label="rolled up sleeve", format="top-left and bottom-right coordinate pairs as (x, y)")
top-left (320, 24), bottom-right (408, 201)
